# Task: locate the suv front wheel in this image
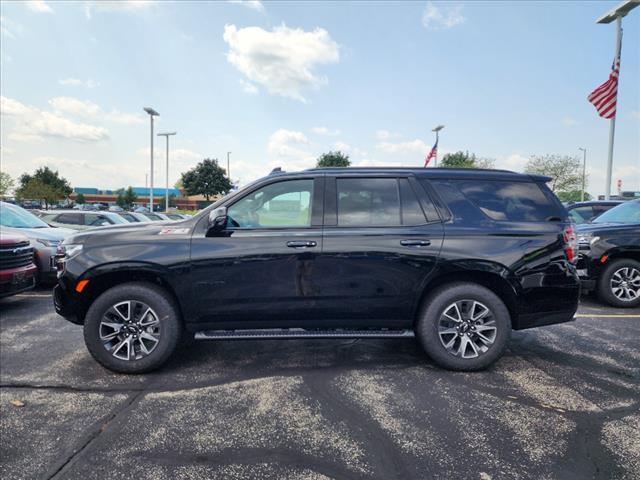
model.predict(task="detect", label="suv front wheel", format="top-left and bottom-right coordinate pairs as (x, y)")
top-left (416, 283), bottom-right (511, 371)
top-left (597, 258), bottom-right (640, 308)
top-left (83, 282), bottom-right (182, 374)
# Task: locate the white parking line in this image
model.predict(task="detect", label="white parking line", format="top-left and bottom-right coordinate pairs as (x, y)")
top-left (575, 313), bottom-right (640, 318)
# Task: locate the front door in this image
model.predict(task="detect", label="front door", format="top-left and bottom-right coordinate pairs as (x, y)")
top-left (189, 176), bottom-right (324, 328)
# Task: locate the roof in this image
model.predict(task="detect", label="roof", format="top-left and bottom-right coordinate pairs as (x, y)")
top-left (296, 167), bottom-right (551, 182)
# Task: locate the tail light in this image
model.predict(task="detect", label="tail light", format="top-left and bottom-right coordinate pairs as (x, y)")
top-left (563, 224), bottom-right (578, 263)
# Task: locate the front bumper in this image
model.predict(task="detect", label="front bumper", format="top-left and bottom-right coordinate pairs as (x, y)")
top-left (53, 283), bottom-right (82, 324)
top-left (0, 264), bottom-right (37, 298)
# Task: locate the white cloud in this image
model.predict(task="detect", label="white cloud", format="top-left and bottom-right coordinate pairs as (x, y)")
top-left (422, 1), bottom-right (466, 30)
top-left (49, 97), bottom-right (102, 118)
top-left (48, 96), bottom-right (144, 124)
top-left (59, 77), bottom-right (100, 88)
top-left (375, 129), bottom-right (403, 141)
top-left (494, 153), bottom-right (528, 172)
top-left (228, 0), bottom-right (264, 12)
top-left (267, 129), bottom-right (315, 170)
top-left (84, 0), bottom-right (156, 19)
top-left (1, 95), bottom-right (108, 143)
top-left (376, 139), bottom-right (429, 155)
top-left (1, 16), bottom-right (23, 39)
top-left (239, 79), bottom-right (259, 95)
top-left (311, 126), bottom-right (340, 136)
top-left (631, 110), bottom-right (640, 120)
top-left (24, 1), bottom-right (54, 13)
top-left (562, 116), bottom-right (579, 127)
top-left (223, 24), bottom-right (340, 102)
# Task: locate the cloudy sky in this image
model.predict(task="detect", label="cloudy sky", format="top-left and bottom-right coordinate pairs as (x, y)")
top-left (1, 0), bottom-right (638, 195)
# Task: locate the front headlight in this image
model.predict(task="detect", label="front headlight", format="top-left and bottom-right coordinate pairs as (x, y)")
top-left (577, 233), bottom-right (600, 246)
top-left (60, 244), bottom-right (83, 259)
top-left (36, 238), bottom-right (61, 248)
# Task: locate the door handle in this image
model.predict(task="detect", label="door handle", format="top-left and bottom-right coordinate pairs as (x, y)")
top-left (400, 239), bottom-right (431, 247)
top-left (286, 240), bottom-right (317, 248)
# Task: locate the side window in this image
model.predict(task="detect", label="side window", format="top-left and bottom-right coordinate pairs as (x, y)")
top-left (228, 179), bottom-right (313, 228)
top-left (55, 213), bottom-right (82, 225)
top-left (429, 180), bottom-right (487, 224)
top-left (568, 206), bottom-right (593, 223)
top-left (85, 214), bottom-right (111, 226)
top-left (399, 179), bottom-right (427, 225)
top-left (337, 178), bottom-right (400, 226)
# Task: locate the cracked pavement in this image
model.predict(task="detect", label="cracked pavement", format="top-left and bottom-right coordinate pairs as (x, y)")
top-left (1, 289), bottom-right (638, 480)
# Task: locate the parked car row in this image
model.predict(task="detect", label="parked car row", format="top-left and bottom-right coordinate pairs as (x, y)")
top-left (34, 209), bottom-right (192, 231)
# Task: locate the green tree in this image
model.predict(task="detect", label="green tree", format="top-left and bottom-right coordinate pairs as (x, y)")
top-left (15, 179), bottom-right (59, 208)
top-left (0, 171), bottom-right (14, 196)
top-left (123, 186), bottom-right (138, 209)
top-left (115, 189), bottom-right (127, 208)
top-left (19, 166), bottom-right (72, 198)
top-left (557, 190), bottom-right (592, 203)
top-left (316, 151), bottom-right (350, 168)
top-left (75, 193), bottom-right (86, 204)
top-left (181, 158), bottom-right (232, 201)
top-left (525, 155), bottom-right (583, 193)
top-left (439, 151), bottom-right (495, 169)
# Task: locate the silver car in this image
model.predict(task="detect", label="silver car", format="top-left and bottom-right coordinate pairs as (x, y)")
top-left (0, 202), bottom-right (74, 283)
top-left (39, 210), bottom-right (129, 231)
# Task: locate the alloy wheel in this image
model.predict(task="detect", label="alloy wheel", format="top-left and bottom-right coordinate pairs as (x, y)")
top-left (99, 300), bottom-right (161, 361)
top-left (610, 267), bottom-right (640, 302)
top-left (438, 300), bottom-right (498, 359)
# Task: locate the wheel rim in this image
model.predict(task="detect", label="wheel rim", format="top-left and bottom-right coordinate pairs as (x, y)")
top-left (99, 301), bottom-right (161, 361)
top-left (610, 267), bottom-right (640, 302)
top-left (438, 300), bottom-right (497, 359)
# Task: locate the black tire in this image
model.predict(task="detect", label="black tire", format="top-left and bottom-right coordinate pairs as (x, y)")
top-left (83, 282), bottom-right (182, 374)
top-left (597, 258), bottom-right (640, 308)
top-left (415, 282), bottom-right (511, 371)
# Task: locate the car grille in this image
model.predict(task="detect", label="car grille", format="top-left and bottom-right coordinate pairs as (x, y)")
top-left (0, 241), bottom-right (34, 269)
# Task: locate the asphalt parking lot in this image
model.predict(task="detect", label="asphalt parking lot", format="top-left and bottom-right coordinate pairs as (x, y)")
top-left (1, 288), bottom-right (638, 480)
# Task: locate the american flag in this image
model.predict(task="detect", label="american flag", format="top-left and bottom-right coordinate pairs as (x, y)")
top-left (588, 56), bottom-right (620, 120)
top-left (424, 139), bottom-right (438, 167)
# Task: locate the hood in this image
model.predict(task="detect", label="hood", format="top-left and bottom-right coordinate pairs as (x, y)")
top-left (0, 225), bottom-right (74, 241)
top-left (576, 222), bottom-right (640, 235)
top-left (63, 219), bottom-right (190, 245)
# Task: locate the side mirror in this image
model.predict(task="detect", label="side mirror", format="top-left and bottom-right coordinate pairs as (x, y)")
top-left (207, 206), bottom-right (228, 235)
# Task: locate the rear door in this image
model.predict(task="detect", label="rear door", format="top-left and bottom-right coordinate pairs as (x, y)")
top-left (312, 174), bottom-right (444, 328)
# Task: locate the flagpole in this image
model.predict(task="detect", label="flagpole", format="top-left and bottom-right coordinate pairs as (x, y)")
top-left (604, 15), bottom-right (622, 200)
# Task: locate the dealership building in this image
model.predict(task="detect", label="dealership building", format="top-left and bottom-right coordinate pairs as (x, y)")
top-left (70, 187), bottom-right (218, 211)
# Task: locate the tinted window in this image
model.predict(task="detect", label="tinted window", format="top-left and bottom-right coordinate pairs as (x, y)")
top-left (337, 178), bottom-right (400, 226)
top-left (55, 213), bottom-right (82, 225)
top-left (143, 213), bottom-right (163, 221)
top-left (592, 201), bottom-right (640, 224)
top-left (399, 179), bottom-right (427, 225)
top-left (0, 203), bottom-right (50, 228)
top-left (228, 179), bottom-right (313, 228)
top-left (85, 213), bottom-right (112, 226)
top-left (429, 180), bottom-right (487, 224)
top-left (119, 213), bottom-right (138, 222)
top-left (568, 206), bottom-right (594, 224)
top-left (453, 180), bottom-right (561, 222)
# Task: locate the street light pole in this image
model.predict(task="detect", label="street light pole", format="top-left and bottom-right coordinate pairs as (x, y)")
top-left (596, 1), bottom-right (638, 200)
top-left (143, 107), bottom-right (160, 211)
top-left (227, 151), bottom-right (231, 179)
top-left (578, 147), bottom-right (587, 202)
top-left (431, 125), bottom-right (444, 167)
top-left (158, 132), bottom-right (177, 211)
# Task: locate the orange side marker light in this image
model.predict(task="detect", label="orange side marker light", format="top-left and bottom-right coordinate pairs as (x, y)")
top-left (600, 255), bottom-right (609, 264)
top-left (75, 279), bottom-right (90, 293)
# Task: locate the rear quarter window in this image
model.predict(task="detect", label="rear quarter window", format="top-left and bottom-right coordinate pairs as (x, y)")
top-left (429, 179), bottom-right (565, 223)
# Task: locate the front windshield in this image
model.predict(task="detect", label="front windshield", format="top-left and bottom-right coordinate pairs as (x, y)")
top-left (0, 203), bottom-right (50, 228)
top-left (592, 201), bottom-right (640, 224)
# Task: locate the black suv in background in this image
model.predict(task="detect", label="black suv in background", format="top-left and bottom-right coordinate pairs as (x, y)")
top-left (53, 168), bottom-right (579, 373)
top-left (566, 200), bottom-right (623, 224)
top-left (576, 200), bottom-right (640, 308)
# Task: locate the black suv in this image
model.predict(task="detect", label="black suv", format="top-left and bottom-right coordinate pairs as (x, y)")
top-left (53, 168), bottom-right (579, 373)
top-left (576, 200), bottom-right (640, 308)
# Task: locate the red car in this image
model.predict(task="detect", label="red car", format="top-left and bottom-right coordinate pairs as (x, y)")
top-left (0, 232), bottom-right (37, 298)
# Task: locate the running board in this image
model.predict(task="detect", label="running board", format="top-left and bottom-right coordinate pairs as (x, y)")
top-left (194, 328), bottom-right (415, 340)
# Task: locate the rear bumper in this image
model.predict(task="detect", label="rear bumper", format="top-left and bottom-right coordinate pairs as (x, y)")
top-left (0, 264), bottom-right (37, 298)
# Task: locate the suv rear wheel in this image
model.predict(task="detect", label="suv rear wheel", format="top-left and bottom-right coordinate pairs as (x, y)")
top-left (416, 282), bottom-right (511, 371)
top-left (83, 282), bottom-right (181, 373)
top-left (597, 258), bottom-right (640, 308)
